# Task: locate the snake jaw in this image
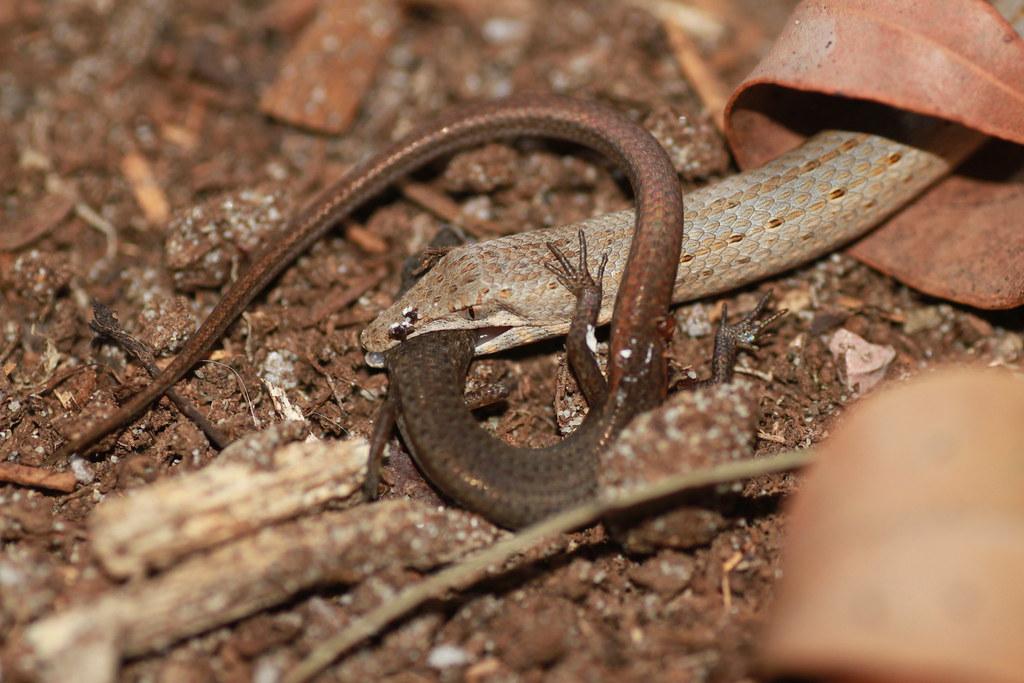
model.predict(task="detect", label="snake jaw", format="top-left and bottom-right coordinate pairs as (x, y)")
top-left (360, 297), bottom-right (563, 366)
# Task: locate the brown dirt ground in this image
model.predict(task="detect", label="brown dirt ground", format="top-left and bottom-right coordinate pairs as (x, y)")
top-left (1, 1), bottom-right (1022, 681)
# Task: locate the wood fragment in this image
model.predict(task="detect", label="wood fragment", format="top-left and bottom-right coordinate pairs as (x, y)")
top-left (0, 462), bottom-right (76, 493)
top-left (259, 0), bottom-right (401, 133)
top-left (400, 181), bottom-right (503, 237)
top-left (757, 430), bottom-right (788, 445)
top-left (23, 499), bottom-right (502, 682)
top-left (721, 550), bottom-right (743, 609)
top-left (344, 223), bottom-right (388, 254)
top-left (0, 194), bottom-right (75, 252)
top-left (90, 430), bottom-right (367, 578)
top-left (262, 378), bottom-right (314, 428)
top-left (120, 152), bottom-right (170, 226)
top-left (159, 123), bottom-right (198, 151)
top-left (660, 19), bottom-right (730, 133)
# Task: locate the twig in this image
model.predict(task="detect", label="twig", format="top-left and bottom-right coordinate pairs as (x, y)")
top-left (660, 19), bottom-right (731, 133)
top-left (721, 551), bottom-right (743, 609)
top-left (627, 0), bottom-right (726, 42)
top-left (0, 462), bottom-right (76, 493)
top-left (284, 448), bottom-right (814, 683)
top-left (400, 181), bottom-right (504, 237)
top-left (24, 499), bottom-right (502, 681)
top-left (89, 302), bottom-right (229, 449)
top-left (757, 430), bottom-right (788, 445)
top-left (198, 359), bottom-right (259, 429)
top-left (120, 152), bottom-right (169, 226)
top-left (91, 434), bottom-right (367, 577)
top-left (734, 365), bottom-right (774, 382)
top-left (74, 202), bottom-right (119, 265)
top-left (344, 223), bottom-right (388, 254)
top-left (296, 268), bottom-right (388, 329)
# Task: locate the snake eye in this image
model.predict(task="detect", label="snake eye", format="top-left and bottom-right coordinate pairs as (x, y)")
top-left (456, 303), bottom-right (499, 323)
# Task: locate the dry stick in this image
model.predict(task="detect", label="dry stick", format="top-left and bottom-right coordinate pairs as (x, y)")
top-left (285, 447), bottom-right (814, 683)
top-left (24, 499), bottom-right (501, 682)
top-left (660, 18), bottom-right (731, 134)
top-left (0, 462), bottom-right (76, 493)
top-left (296, 267), bottom-right (388, 329)
top-left (89, 302), bottom-right (229, 449)
top-left (400, 181), bottom-right (505, 237)
top-left (75, 202), bottom-right (119, 265)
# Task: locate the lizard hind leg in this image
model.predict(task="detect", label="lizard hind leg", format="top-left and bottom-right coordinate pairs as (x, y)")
top-left (684, 291), bottom-right (787, 388)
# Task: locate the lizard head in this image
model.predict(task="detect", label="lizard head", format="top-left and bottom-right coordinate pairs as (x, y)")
top-left (360, 239), bottom-right (578, 368)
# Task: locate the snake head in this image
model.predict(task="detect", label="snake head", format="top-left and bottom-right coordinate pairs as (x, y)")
top-left (360, 237), bottom-right (589, 368)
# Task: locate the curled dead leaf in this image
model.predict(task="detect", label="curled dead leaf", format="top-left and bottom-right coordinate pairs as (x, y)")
top-left (724, 0), bottom-right (1024, 309)
top-left (761, 368), bottom-right (1024, 683)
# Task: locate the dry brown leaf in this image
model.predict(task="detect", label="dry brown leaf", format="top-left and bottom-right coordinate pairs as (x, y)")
top-left (762, 368), bottom-right (1024, 683)
top-left (259, 0), bottom-right (400, 134)
top-left (724, 0), bottom-right (1024, 309)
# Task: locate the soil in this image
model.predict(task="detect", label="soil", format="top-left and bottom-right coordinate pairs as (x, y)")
top-left (1, 1), bottom-right (1022, 682)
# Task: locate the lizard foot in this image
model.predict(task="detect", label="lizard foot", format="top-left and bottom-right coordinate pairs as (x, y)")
top-left (544, 228), bottom-right (609, 302)
top-left (543, 229), bottom-right (610, 406)
top-left (687, 291), bottom-right (787, 387)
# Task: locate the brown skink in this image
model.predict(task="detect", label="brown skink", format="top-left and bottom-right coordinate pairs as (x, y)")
top-left (53, 96), bottom-right (684, 473)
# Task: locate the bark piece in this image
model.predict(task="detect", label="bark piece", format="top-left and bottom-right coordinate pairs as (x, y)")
top-left (259, 0), bottom-right (400, 133)
top-left (21, 499), bottom-right (502, 683)
top-left (91, 427), bottom-right (366, 578)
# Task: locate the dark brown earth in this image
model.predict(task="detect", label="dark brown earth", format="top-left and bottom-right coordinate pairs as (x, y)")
top-left (1, 1), bottom-right (1022, 681)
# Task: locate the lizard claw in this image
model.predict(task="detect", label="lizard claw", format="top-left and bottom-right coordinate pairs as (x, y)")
top-left (685, 291), bottom-right (786, 387)
top-left (719, 291), bottom-right (787, 352)
top-left (544, 228), bottom-right (608, 298)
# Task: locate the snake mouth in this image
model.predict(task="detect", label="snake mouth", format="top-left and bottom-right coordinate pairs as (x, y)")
top-left (363, 325), bottom-right (513, 369)
top-left (473, 324), bottom-right (555, 355)
top-left (471, 325), bottom-right (512, 347)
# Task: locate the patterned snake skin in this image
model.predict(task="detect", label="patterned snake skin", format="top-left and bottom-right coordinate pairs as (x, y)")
top-left (362, 124), bottom-right (984, 363)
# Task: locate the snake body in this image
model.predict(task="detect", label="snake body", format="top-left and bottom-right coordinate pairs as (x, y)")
top-left (361, 123), bottom-right (984, 363)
